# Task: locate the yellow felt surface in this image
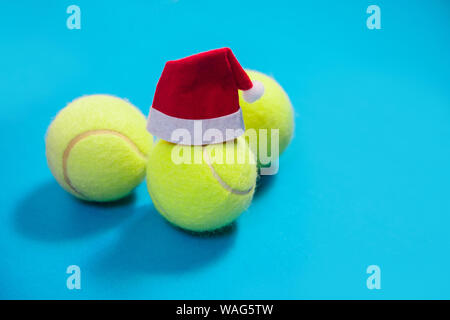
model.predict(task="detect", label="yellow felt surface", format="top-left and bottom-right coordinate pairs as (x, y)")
top-left (239, 70), bottom-right (294, 166)
top-left (146, 137), bottom-right (257, 232)
top-left (45, 94), bottom-right (152, 201)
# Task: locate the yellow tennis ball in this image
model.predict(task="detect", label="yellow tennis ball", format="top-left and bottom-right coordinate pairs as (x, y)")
top-left (239, 70), bottom-right (295, 167)
top-left (46, 94), bottom-right (152, 202)
top-left (146, 137), bottom-right (257, 232)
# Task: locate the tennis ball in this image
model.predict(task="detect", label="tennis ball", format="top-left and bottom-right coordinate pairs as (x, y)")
top-left (146, 137), bottom-right (257, 232)
top-left (46, 94), bottom-right (152, 202)
top-left (239, 70), bottom-right (294, 167)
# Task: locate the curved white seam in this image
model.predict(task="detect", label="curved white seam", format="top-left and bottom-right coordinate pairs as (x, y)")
top-left (62, 129), bottom-right (146, 198)
top-left (202, 147), bottom-right (254, 196)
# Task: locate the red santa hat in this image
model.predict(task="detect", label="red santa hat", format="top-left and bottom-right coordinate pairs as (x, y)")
top-left (147, 48), bottom-right (264, 145)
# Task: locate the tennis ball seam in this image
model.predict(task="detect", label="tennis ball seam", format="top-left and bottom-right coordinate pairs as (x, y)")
top-left (202, 146), bottom-right (254, 195)
top-left (147, 146), bottom-right (255, 219)
top-left (147, 161), bottom-right (254, 230)
top-left (62, 129), bottom-right (147, 198)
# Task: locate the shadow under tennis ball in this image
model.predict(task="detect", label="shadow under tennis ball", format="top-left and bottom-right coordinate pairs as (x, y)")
top-left (93, 206), bottom-right (237, 275)
top-left (13, 181), bottom-right (135, 242)
top-left (253, 173), bottom-right (278, 199)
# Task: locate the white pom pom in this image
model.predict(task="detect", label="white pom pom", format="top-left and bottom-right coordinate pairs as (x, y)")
top-left (243, 80), bottom-right (264, 103)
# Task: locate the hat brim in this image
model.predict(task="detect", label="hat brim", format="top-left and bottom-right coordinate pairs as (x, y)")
top-left (147, 108), bottom-right (246, 145)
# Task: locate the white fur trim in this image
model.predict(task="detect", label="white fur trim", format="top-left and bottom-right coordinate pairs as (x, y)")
top-left (242, 80), bottom-right (264, 103)
top-left (147, 108), bottom-right (245, 145)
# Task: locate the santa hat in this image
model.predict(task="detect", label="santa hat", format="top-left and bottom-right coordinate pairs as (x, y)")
top-left (147, 48), bottom-right (264, 145)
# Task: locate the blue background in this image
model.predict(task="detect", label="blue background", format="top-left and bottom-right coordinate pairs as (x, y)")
top-left (1, 0), bottom-right (449, 299)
